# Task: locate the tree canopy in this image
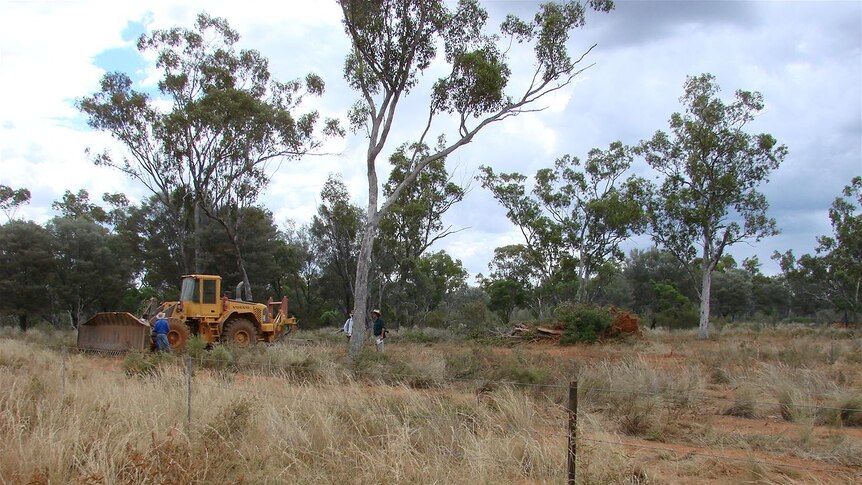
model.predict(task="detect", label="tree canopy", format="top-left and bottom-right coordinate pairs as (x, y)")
top-left (479, 141), bottom-right (645, 311)
top-left (339, 0), bottom-right (614, 362)
top-left (79, 12), bottom-right (340, 295)
top-left (636, 73), bottom-right (788, 338)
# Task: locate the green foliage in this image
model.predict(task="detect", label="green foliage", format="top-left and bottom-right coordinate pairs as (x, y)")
top-left (443, 288), bottom-right (497, 338)
top-left (636, 73), bottom-right (788, 338)
top-left (485, 278), bottom-right (526, 324)
top-left (48, 216), bottom-right (137, 326)
top-left (339, 0), bottom-right (613, 363)
top-left (318, 310), bottom-right (343, 327)
top-left (51, 189), bottom-right (109, 224)
top-left (186, 336), bottom-right (208, 360)
top-left (710, 268), bottom-right (753, 320)
top-left (555, 302), bottom-right (613, 344)
top-left (623, 247), bottom-right (692, 316)
top-left (310, 175), bottom-right (362, 315)
top-left (0, 221), bottom-right (57, 330)
top-left (204, 345), bottom-right (234, 371)
top-left (79, 12), bottom-right (337, 287)
top-left (776, 177), bottom-right (862, 320)
top-left (0, 184), bottom-right (31, 220)
top-left (122, 351), bottom-right (172, 377)
top-left (652, 282), bottom-right (699, 329)
top-left (459, 304), bottom-right (499, 340)
top-left (375, 146), bottom-right (468, 327)
top-left (479, 141), bottom-right (646, 308)
top-left (398, 327), bottom-right (443, 344)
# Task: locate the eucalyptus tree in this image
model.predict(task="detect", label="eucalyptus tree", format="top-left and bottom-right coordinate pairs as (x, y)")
top-left (339, 0), bottom-right (614, 360)
top-left (310, 175), bottom-right (363, 314)
top-left (0, 185), bottom-right (31, 222)
top-left (51, 189), bottom-right (110, 225)
top-left (79, 13), bottom-right (339, 297)
top-left (198, 205), bottom-right (287, 300)
top-left (418, 250), bottom-right (468, 312)
top-left (775, 176), bottom-right (862, 320)
top-left (479, 141), bottom-right (645, 307)
top-left (636, 74), bottom-right (788, 338)
top-left (818, 176), bottom-right (862, 318)
top-left (119, 193), bottom-right (192, 293)
top-left (623, 247), bottom-right (692, 316)
top-left (47, 217), bottom-right (136, 326)
top-left (279, 221), bottom-right (324, 325)
top-left (741, 256), bottom-right (790, 320)
top-left (0, 221), bottom-right (56, 330)
top-left (478, 170), bottom-right (561, 313)
top-left (46, 190), bottom-right (139, 325)
top-left (485, 244), bottom-right (559, 317)
top-left (377, 146), bottom-right (466, 322)
top-left (710, 267), bottom-right (753, 321)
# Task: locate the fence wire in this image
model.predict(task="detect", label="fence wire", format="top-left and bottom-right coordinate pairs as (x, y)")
top-left (61, 345), bottom-right (862, 414)
top-left (42, 347), bottom-right (862, 480)
top-left (176, 351), bottom-right (862, 414)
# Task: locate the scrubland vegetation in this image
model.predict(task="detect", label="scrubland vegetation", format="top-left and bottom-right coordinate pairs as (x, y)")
top-left (2, 323), bottom-right (861, 484)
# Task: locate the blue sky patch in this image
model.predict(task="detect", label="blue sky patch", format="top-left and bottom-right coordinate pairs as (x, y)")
top-left (121, 18), bottom-right (147, 42)
top-left (93, 47), bottom-right (146, 82)
top-left (93, 18), bottom-right (149, 84)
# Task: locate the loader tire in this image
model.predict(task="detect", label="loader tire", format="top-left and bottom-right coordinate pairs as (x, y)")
top-left (167, 320), bottom-right (190, 351)
top-left (222, 318), bottom-right (258, 347)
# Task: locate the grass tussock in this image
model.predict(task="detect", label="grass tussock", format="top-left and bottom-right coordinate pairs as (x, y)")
top-left (723, 385), bottom-right (764, 419)
top-left (1, 324), bottom-right (860, 484)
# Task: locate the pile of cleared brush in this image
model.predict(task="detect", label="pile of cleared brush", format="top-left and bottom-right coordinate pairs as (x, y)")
top-left (509, 307), bottom-right (642, 344)
top-left (510, 322), bottom-right (564, 342)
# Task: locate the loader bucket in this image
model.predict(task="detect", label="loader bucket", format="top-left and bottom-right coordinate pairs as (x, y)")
top-left (77, 312), bottom-right (151, 352)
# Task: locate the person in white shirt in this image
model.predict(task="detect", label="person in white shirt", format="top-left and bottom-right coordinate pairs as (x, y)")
top-left (342, 312), bottom-right (353, 340)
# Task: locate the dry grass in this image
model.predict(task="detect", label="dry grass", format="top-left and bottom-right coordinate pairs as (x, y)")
top-left (1, 323), bottom-right (861, 484)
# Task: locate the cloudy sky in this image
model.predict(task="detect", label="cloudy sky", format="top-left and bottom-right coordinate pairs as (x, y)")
top-left (2, 0), bottom-right (860, 280)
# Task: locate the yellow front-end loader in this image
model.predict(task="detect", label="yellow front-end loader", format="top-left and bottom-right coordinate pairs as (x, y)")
top-left (77, 274), bottom-right (296, 352)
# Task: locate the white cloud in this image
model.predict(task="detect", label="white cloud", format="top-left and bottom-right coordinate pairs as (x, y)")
top-left (1, 0), bottom-right (859, 281)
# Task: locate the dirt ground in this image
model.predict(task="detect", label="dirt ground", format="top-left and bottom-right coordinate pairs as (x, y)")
top-left (509, 336), bottom-right (862, 484)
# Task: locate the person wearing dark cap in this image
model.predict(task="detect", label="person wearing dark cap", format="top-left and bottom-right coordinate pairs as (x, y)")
top-left (371, 309), bottom-right (386, 352)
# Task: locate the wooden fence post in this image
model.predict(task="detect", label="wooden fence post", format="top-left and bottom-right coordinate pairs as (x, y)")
top-left (568, 380), bottom-right (578, 484)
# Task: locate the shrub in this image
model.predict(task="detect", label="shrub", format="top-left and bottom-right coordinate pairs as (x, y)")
top-left (555, 303), bottom-right (613, 344)
top-left (443, 347), bottom-right (491, 381)
top-left (185, 336), bottom-right (208, 360)
top-left (454, 301), bottom-right (498, 339)
top-left (318, 310), bottom-right (343, 327)
top-left (122, 351), bottom-right (171, 377)
top-left (204, 345), bottom-right (234, 371)
top-left (397, 327), bottom-right (445, 344)
top-left (491, 350), bottom-right (552, 387)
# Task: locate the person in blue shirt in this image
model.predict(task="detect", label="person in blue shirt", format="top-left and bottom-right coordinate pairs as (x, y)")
top-left (153, 312), bottom-right (171, 353)
top-left (371, 309), bottom-right (385, 352)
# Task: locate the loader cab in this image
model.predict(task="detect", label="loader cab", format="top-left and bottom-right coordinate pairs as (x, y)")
top-left (179, 275), bottom-right (222, 319)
